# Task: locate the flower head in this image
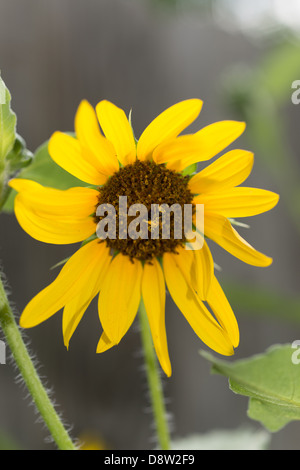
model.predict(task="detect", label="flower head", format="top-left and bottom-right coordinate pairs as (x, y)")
top-left (9, 99), bottom-right (279, 376)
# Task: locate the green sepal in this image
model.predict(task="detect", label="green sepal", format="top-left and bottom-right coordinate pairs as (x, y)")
top-left (5, 134), bottom-right (33, 172)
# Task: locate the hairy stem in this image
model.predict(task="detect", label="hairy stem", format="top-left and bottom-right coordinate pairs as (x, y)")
top-left (0, 274), bottom-right (77, 450)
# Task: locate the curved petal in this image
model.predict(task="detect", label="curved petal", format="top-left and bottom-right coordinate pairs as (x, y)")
top-left (189, 149), bottom-right (254, 194)
top-left (63, 296), bottom-right (93, 350)
top-left (163, 252), bottom-right (234, 356)
top-left (13, 193), bottom-right (96, 244)
top-left (96, 100), bottom-right (136, 166)
top-left (195, 187), bottom-right (279, 218)
top-left (142, 258), bottom-right (171, 377)
top-left (9, 178), bottom-right (99, 218)
top-left (20, 240), bottom-right (111, 328)
top-left (173, 242), bottom-right (214, 301)
top-left (153, 134), bottom-right (215, 166)
top-left (62, 244), bottom-right (112, 348)
top-left (193, 240), bottom-right (214, 300)
top-left (48, 131), bottom-right (108, 185)
top-left (137, 99), bottom-right (203, 161)
top-left (164, 121), bottom-right (246, 172)
top-left (98, 254), bottom-right (143, 345)
top-left (204, 212), bottom-right (273, 267)
top-left (207, 276), bottom-right (239, 348)
top-left (172, 246), bottom-right (198, 291)
top-left (75, 100), bottom-right (119, 176)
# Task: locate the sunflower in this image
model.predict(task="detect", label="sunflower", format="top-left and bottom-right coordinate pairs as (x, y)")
top-left (9, 99), bottom-right (279, 377)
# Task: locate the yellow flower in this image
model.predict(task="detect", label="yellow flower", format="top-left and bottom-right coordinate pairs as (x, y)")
top-left (9, 99), bottom-right (279, 377)
top-left (78, 432), bottom-right (107, 450)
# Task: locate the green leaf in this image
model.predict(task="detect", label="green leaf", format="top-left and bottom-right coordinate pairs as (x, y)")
top-left (201, 344), bottom-right (300, 432)
top-left (0, 75), bottom-right (17, 162)
top-left (3, 137), bottom-right (87, 212)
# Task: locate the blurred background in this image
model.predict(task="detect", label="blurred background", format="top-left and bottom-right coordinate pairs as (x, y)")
top-left (0, 0), bottom-right (300, 450)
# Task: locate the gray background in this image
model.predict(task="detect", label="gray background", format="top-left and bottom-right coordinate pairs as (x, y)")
top-left (0, 0), bottom-right (299, 450)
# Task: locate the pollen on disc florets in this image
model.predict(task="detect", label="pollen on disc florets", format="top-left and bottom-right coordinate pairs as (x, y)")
top-left (94, 160), bottom-right (194, 261)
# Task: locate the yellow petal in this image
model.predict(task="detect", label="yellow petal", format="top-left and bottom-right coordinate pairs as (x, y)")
top-left (20, 240), bottom-right (111, 328)
top-left (63, 296), bottom-right (92, 350)
top-left (195, 187), bottom-right (279, 218)
top-left (48, 131), bottom-right (108, 185)
top-left (9, 178), bottom-right (99, 218)
top-left (163, 252), bottom-right (234, 356)
top-left (204, 212), bottom-right (273, 267)
top-left (193, 240), bottom-right (214, 300)
top-left (173, 240), bottom-right (213, 301)
top-left (207, 277), bottom-right (239, 348)
top-left (63, 244), bottom-right (112, 348)
top-left (189, 149), bottom-right (254, 194)
top-left (96, 100), bottom-right (136, 166)
top-left (98, 254), bottom-right (143, 345)
top-left (153, 134), bottom-right (214, 166)
top-left (142, 259), bottom-right (171, 377)
top-left (171, 245), bottom-right (198, 290)
top-left (97, 331), bottom-right (115, 353)
top-left (165, 121), bottom-right (246, 172)
top-left (137, 99), bottom-right (203, 161)
top-left (75, 100), bottom-right (119, 176)
top-left (13, 193), bottom-right (96, 244)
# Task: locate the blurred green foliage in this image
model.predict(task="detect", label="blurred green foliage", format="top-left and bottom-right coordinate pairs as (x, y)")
top-left (150, 0), bottom-right (211, 10)
top-left (222, 41), bottom-right (300, 235)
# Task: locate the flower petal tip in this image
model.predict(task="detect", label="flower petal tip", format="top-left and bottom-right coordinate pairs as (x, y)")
top-left (95, 99), bottom-right (114, 115)
top-left (237, 121), bottom-right (246, 132)
top-left (224, 345), bottom-right (235, 357)
top-left (19, 315), bottom-right (30, 329)
top-left (189, 98), bottom-right (203, 113)
top-left (265, 257), bottom-right (273, 267)
top-left (96, 332), bottom-right (116, 353)
top-left (273, 193), bottom-right (280, 207)
top-left (78, 98), bottom-right (91, 107)
top-left (75, 99), bottom-right (93, 121)
top-left (7, 178), bottom-right (19, 191)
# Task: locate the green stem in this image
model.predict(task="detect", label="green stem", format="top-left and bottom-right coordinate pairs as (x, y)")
top-left (0, 274), bottom-right (77, 450)
top-left (138, 299), bottom-right (171, 450)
